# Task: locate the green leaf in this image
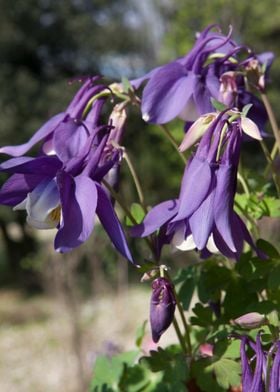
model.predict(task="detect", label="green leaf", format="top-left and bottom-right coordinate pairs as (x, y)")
top-left (191, 303), bottom-right (214, 326)
top-left (121, 77), bottom-right (133, 93)
top-left (210, 358), bottom-right (241, 390)
top-left (256, 239), bottom-right (280, 259)
top-left (135, 320), bottom-right (148, 348)
top-left (90, 351), bottom-right (139, 391)
top-left (125, 203), bottom-right (146, 226)
top-left (174, 266), bottom-right (197, 310)
top-left (210, 97), bottom-right (228, 111)
top-left (138, 346), bottom-right (189, 391)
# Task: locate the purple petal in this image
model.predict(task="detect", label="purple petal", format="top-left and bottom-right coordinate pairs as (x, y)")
top-left (0, 173), bottom-right (47, 206)
top-left (214, 165), bottom-right (237, 252)
top-left (0, 113), bottom-right (65, 156)
top-left (0, 156), bottom-right (62, 176)
top-left (130, 199), bottom-right (178, 238)
top-left (240, 337), bottom-right (253, 390)
top-left (193, 80), bottom-right (214, 115)
top-left (53, 118), bottom-right (90, 162)
top-left (95, 183), bottom-right (134, 263)
top-left (189, 174), bottom-right (216, 249)
top-left (141, 62), bottom-right (196, 124)
top-left (269, 342), bottom-right (280, 392)
top-left (174, 157), bottom-right (212, 222)
top-left (251, 334), bottom-right (265, 392)
top-left (55, 172), bottom-right (97, 252)
top-left (129, 66), bottom-right (163, 90)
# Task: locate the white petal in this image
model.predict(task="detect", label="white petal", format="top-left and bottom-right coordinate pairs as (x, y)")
top-left (206, 234), bottom-right (220, 254)
top-left (179, 113), bottom-right (217, 152)
top-left (172, 225), bottom-right (196, 251)
top-left (142, 113), bottom-right (150, 122)
top-left (26, 179), bottom-right (60, 229)
top-left (241, 117), bottom-right (262, 140)
top-left (13, 197), bottom-right (27, 211)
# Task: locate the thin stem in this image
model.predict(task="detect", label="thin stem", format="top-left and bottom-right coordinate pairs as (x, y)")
top-left (260, 141), bottom-right (280, 196)
top-left (166, 271), bottom-right (192, 356)
top-left (123, 151), bottom-right (147, 212)
top-left (261, 93), bottom-right (280, 153)
top-left (159, 124), bottom-right (187, 164)
top-left (237, 172), bottom-right (250, 196)
top-left (174, 291), bottom-right (192, 356)
top-left (172, 316), bottom-right (188, 354)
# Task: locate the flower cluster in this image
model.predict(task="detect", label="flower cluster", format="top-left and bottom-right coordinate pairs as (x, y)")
top-left (0, 77), bottom-right (134, 262)
top-left (132, 24), bottom-right (273, 131)
top-left (131, 110), bottom-right (263, 259)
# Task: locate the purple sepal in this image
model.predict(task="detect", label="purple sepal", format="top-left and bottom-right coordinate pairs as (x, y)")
top-left (150, 277), bottom-right (176, 343)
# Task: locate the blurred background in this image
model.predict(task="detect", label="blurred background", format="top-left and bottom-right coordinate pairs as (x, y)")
top-left (0, 0), bottom-right (279, 390)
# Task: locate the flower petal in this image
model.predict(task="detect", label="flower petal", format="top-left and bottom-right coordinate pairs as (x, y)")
top-left (179, 114), bottom-right (216, 152)
top-left (95, 183), bottom-right (134, 263)
top-left (53, 118), bottom-right (90, 162)
top-left (241, 117), bottom-right (262, 140)
top-left (141, 61), bottom-right (196, 124)
top-left (189, 175), bottom-right (216, 249)
top-left (174, 157), bottom-right (212, 221)
top-left (21, 179), bottom-right (60, 229)
top-left (130, 199), bottom-right (178, 238)
top-left (214, 165), bottom-right (237, 252)
top-left (0, 156), bottom-right (62, 176)
top-left (55, 172), bottom-right (97, 252)
top-left (0, 113), bottom-right (65, 156)
top-left (0, 173), bottom-right (45, 206)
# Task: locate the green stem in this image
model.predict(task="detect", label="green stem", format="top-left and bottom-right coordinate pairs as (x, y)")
top-left (260, 140), bottom-right (280, 196)
top-left (237, 172), bottom-right (250, 196)
top-left (159, 124), bottom-right (187, 164)
top-left (123, 151), bottom-right (147, 212)
top-left (165, 271), bottom-right (192, 356)
top-left (261, 93), bottom-right (280, 153)
top-left (172, 316), bottom-right (188, 354)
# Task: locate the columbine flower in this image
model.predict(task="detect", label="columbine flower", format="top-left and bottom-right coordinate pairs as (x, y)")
top-left (132, 24), bottom-right (238, 124)
top-left (0, 126), bottom-right (134, 263)
top-left (150, 277), bottom-right (176, 343)
top-left (0, 76), bottom-right (108, 158)
top-left (131, 111), bottom-right (262, 259)
top-left (239, 333), bottom-right (280, 392)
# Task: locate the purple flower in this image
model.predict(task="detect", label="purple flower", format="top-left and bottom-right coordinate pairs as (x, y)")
top-left (0, 76), bottom-right (108, 158)
top-left (131, 24), bottom-right (271, 132)
top-left (239, 334), bottom-right (280, 392)
top-left (131, 111), bottom-right (262, 259)
top-left (150, 277), bottom-right (176, 343)
top-left (240, 334), bottom-right (265, 392)
top-left (0, 126), bottom-right (134, 263)
top-left (269, 342), bottom-right (280, 392)
top-left (133, 25), bottom-right (238, 124)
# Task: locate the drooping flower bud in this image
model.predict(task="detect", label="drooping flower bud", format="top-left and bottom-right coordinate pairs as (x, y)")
top-left (233, 312), bottom-right (266, 329)
top-left (150, 277), bottom-right (176, 343)
top-left (219, 71), bottom-right (238, 106)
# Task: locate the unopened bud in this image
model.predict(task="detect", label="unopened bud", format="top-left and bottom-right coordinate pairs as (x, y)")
top-left (150, 277), bottom-right (176, 343)
top-left (232, 312), bottom-right (266, 329)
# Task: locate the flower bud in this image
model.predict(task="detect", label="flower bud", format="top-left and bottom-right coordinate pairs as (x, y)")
top-left (232, 312), bottom-right (266, 329)
top-left (219, 71), bottom-right (238, 106)
top-left (150, 277), bottom-right (176, 343)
